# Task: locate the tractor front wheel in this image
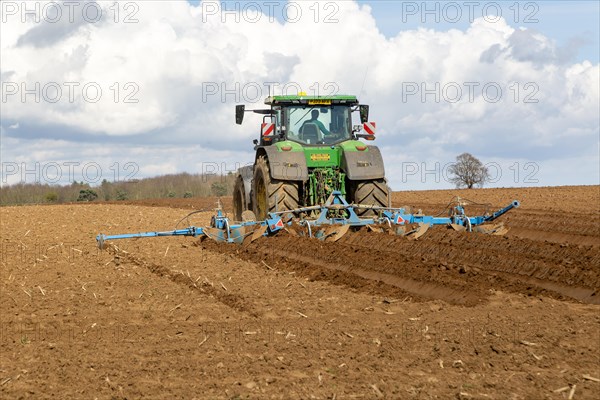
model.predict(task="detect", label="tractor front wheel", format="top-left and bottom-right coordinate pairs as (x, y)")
top-left (252, 155), bottom-right (299, 220)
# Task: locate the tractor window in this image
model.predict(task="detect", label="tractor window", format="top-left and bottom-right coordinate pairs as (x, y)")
top-left (285, 105), bottom-right (352, 145)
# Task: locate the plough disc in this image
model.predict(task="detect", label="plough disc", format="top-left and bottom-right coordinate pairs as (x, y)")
top-left (474, 223), bottom-right (509, 235)
top-left (242, 210), bottom-right (257, 222)
top-left (324, 224), bottom-right (350, 242)
top-left (366, 225), bottom-right (384, 234)
top-left (251, 225), bottom-right (268, 242)
top-left (450, 223), bottom-right (466, 232)
top-left (230, 227), bottom-right (246, 244)
top-left (203, 227), bottom-right (228, 243)
top-left (406, 223), bottom-right (430, 240)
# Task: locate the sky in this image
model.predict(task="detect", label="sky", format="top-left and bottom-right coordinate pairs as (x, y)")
top-left (1, 0), bottom-right (599, 190)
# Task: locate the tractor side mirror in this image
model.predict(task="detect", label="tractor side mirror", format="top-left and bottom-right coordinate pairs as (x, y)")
top-left (235, 105), bottom-right (245, 125)
top-left (359, 104), bottom-right (369, 123)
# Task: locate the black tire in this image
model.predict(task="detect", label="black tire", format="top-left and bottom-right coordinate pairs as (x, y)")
top-left (232, 176), bottom-right (246, 221)
top-left (252, 155), bottom-right (299, 220)
top-left (351, 179), bottom-right (390, 216)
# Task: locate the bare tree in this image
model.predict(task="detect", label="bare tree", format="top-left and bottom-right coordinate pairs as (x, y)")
top-left (448, 153), bottom-right (490, 189)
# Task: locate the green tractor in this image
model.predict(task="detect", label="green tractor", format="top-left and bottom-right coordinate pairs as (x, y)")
top-left (233, 94), bottom-right (390, 221)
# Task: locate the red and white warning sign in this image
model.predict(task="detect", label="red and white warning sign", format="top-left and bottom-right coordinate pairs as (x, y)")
top-left (270, 219), bottom-right (284, 230)
top-left (261, 122), bottom-right (275, 136)
top-left (363, 121), bottom-right (376, 135)
top-left (395, 215), bottom-right (405, 224)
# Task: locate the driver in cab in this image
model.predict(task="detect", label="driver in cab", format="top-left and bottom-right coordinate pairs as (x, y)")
top-left (303, 110), bottom-right (330, 135)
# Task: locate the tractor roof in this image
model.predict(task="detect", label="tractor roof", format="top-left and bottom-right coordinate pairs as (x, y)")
top-left (265, 94), bottom-right (359, 106)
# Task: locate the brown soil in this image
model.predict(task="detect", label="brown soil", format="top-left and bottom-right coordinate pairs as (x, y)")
top-left (102, 196), bottom-right (233, 212)
top-left (1, 186), bottom-right (598, 399)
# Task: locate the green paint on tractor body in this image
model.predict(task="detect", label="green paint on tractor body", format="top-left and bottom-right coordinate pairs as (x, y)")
top-left (275, 140), bottom-right (367, 164)
top-left (338, 140), bottom-right (369, 152)
top-left (303, 147), bottom-right (339, 168)
top-left (274, 140), bottom-right (304, 152)
top-left (274, 139), bottom-right (371, 206)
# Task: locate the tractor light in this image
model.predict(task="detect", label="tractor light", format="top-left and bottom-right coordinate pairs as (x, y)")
top-left (281, 145), bottom-right (292, 151)
top-left (356, 145), bottom-right (367, 151)
top-left (364, 136), bottom-right (375, 141)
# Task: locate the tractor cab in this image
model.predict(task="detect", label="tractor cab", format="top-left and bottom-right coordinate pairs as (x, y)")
top-left (284, 104), bottom-right (351, 145)
top-left (235, 94), bottom-right (375, 147)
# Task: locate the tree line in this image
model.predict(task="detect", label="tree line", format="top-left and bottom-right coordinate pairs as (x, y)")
top-left (0, 172), bottom-right (236, 206)
top-left (1, 153), bottom-right (492, 206)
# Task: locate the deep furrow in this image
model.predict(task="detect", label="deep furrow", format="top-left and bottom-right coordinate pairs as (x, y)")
top-left (203, 226), bottom-right (600, 305)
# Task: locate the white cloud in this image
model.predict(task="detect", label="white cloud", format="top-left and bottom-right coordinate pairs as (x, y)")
top-left (1, 0), bottom-right (598, 189)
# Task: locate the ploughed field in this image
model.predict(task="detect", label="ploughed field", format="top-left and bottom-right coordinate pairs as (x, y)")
top-left (1, 186), bottom-right (598, 399)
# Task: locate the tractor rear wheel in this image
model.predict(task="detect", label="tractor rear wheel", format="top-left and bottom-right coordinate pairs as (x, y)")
top-left (232, 176), bottom-right (246, 221)
top-left (351, 179), bottom-right (390, 216)
top-left (252, 155), bottom-right (299, 220)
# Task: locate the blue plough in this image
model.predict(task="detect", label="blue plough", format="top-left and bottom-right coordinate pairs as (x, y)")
top-left (96, 192), bottom-right (519, 248)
